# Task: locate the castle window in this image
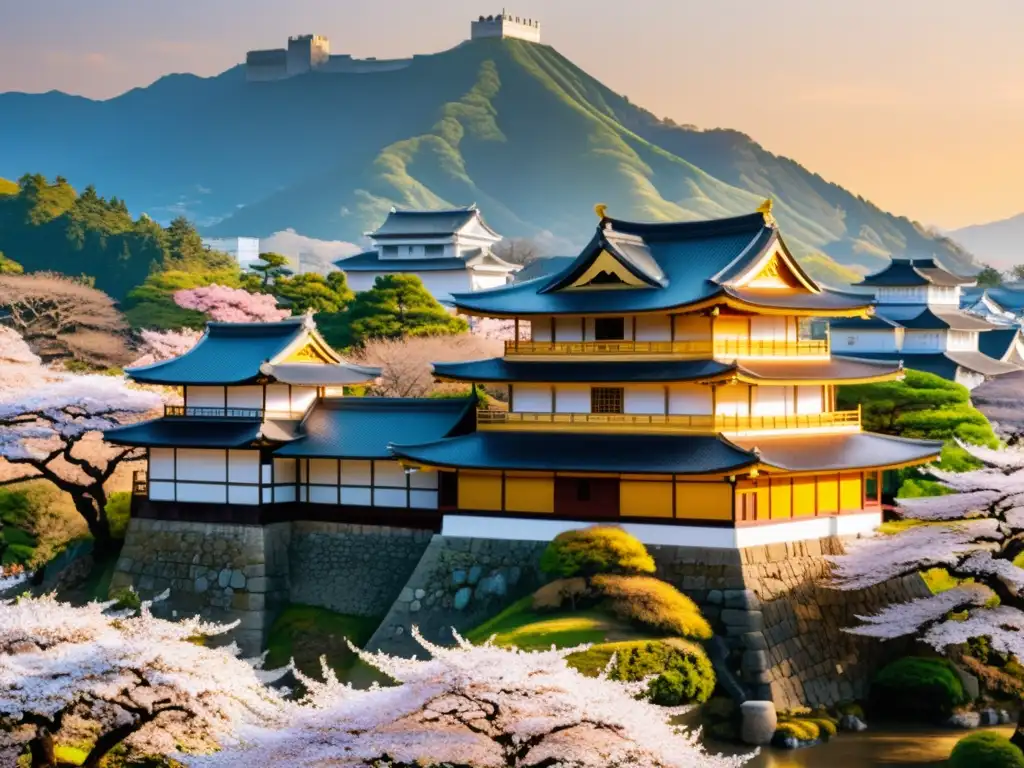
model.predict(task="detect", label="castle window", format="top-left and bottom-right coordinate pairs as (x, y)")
top-left (381, 246), bottom-right (399, 258)
top-left (591, 387), bottom-right (624, 414)
top-left (594, 317), bottom-right (625, 341)
top-left (425, 245), bottom-right (444, 257)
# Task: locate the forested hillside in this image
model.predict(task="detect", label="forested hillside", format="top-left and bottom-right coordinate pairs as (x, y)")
top-left (0, 39), bottom-right (974, 284)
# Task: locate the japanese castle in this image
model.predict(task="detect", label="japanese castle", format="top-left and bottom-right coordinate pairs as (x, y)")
top-left (110, 203), bottom-right (943, 548)
top-left (831, 257), bottom-right (1022, 389)
top-left (335, 205), bottom-right (520, 304)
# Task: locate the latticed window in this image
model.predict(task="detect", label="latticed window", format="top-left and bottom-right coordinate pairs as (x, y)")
top-left (591, 387), bottom-right (624, 414)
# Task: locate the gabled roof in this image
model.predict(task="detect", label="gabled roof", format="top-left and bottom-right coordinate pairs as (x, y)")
top-left (979, 328), bottom-right (1022, 361)
top-left (334, 249), bottom-right (519, 274)
top-left (275, 397), bottom-right (476, 459)
top-left (893, 307), bottom-right (995, 331)
top-left (104, 417), bottom-right (303, 448)
top-left (835, 351), bottom-right (1019, 379)
top-left (980, 287), bottom-right (1024, 313)
top-left (391, 432), bottom-right (759, 475)
top-left (449, 209), bottom-right (872, 317)
top-left (126, 316), bottom-right (380, 386)
top-left (514, 257), bottom-right (574, 283)
top-left (858, 258), bottom-right (975, 288)
top-left (542, 225), bottom-right (666, 291)
top-left (367, 205), bottom-right (500, 240)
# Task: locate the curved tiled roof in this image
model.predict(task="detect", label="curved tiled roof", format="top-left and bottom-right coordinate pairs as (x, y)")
top-left (734, 432), bottom-right (942, 472)
top-left (391, 432), bottom-right (759, 475)
top-left (367, 205), bottom-right (499, 239)
top-left (978, 328), bottom-right (1021, 361)
top-left (432, 356), bottom-right (900, 384)
top-left (105, 417), bottom-right (302, 448)
top-left (450, 213), bottom-right (870, 317)
top-left (275, 397), bottom-right (475, 459)
top-left (858, 258), bottom-right (975, 288)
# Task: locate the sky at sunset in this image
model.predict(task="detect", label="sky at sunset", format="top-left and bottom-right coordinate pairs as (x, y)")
top-left (1, 0), bottom-right (1022, 229)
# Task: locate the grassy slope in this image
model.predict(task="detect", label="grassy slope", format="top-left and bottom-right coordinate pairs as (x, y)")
top-left (0, 177), bottom-right (16, 196)
top-left (265, 604), bottom-right (381, 680)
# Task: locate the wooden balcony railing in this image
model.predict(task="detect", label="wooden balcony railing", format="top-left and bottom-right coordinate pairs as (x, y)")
top-left (477, 407), bottom-right (861, 434)
top-left (503, 338), bottom-right (829, 358)
top-left (132, 471), bottom-right (148, 498)
top-left (163, 405), bottom-right (306, 420)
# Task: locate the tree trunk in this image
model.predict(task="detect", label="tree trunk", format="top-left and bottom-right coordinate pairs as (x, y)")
top-left (72, 494), bottom-right (112, 557)
top-left (29, 725), bottom-right (56, 768)
top-left (82, 721), bottom-right (143, 768)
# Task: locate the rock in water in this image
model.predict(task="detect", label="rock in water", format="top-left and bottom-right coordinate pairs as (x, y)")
top-left (740, 701), bottom-right (777, 746)
top-left (839, 714), bottom-right (868, 732)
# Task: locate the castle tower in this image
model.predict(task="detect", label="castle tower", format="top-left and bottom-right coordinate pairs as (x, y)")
top-left (287, 34), bottom-right (331, 76)
top-left (471, 12), bottom-right (542, 44)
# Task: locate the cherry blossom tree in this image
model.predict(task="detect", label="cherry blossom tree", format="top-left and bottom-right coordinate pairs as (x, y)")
top-left (130, 328), bottom-right (202, 368)
top-left (828, 438), bottom-right (1024, 746)
top-left (0, 592), bottom-right (289, 768)
top-left (180, 627), bottom-right (753, 768)
top-left (173, 285), bottom-right (290, 323)
top-left (0, 365), bottom-right (163, 553)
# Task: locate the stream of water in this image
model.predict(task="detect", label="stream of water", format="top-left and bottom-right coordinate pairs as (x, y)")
top-left (706, 725), bottom-right (1013, 766)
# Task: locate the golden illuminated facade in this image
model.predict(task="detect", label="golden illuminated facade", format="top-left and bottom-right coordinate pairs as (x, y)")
top-left (394, 203), bottom-right (942, 547)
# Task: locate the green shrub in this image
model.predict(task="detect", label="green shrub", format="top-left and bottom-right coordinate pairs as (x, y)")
top-left (540, 526), bottom-right (656, 579)
top-left (807, 717), bottom-right (837, 739)
top-left (2, 544), bottom-right (35, 565)
top-left (949, 732), bottom-right (1024, 768)
top-left (592, 574), bottom-right (712, 640)
top-left (776, 720), bottom-right (819, 741)
top-left (702, 696), bottom-right (737, 721)
top-left (105, 492), bottom-right (132, 540)
top-left (110, 587), bottom-right (142, 612)
top-left (571, 639), bottom-right (715, 706)
top-left (531, 577), bottom-right (588, 611)
top-left (870, 657), bottom-right (967, 720)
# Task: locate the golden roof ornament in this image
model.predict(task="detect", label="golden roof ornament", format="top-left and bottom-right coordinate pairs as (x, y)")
top-left (594, 203), bottom-right (608, 221)
top-left (756, 198), bottom-right (777, 228)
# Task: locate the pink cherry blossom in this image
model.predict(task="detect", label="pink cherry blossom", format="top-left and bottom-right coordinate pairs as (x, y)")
top-left (174, 285), bottom-right (290, 323)
top-left (131, 328), bottom-right (202, 367)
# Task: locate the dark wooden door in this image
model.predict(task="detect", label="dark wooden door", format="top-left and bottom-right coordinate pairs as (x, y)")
top-left (555, 477), bottom-right (620, 518)
top-left (438, 472), bottom-right (458, 509)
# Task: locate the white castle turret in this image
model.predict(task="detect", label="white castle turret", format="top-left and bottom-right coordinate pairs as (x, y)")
top-left (471, 12), bottom-right (541, 43)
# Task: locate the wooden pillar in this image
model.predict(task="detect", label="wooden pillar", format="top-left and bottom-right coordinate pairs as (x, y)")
top-left (514, 318), bottom-right (520, 351)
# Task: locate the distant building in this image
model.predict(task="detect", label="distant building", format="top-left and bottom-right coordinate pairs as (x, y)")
top-left (832, 257), bottom-right (1022, 389)
top-left (245, 13), bottom-right (540, 82)
top-left (203, 237), bottom-right (260, 267)
top-left (335, 205), bottom-right (520, 303)
top-left (471, 12), bottom-right (542, 43)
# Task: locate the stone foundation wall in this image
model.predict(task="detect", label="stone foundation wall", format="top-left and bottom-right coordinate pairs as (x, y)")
top-left (288, 522), bottom-right (434, 617)
top-left (651, 537), bottom-right (929, 711)
top-left (111, 519), bottom-right (291, 656)
top-left (367, 535), bottom-right (548, 657)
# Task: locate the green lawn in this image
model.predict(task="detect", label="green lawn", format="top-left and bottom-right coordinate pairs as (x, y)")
top-left (466, 595), bottom-right (662, 651)
top-left (265, 605), bottom-right (382, 681)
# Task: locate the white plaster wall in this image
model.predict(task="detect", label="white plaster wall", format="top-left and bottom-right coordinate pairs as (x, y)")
top-left (513, 384), bottom-right (552, 413)
top-left (947, 331), bottom-right (979, 351)
top-left (531, 319), bottom-right (551, 342)
top-left (150, 449), bottom-right (174, 480)
top-left (375, 488), bottom-right (408, 508)
top-left (927, 286), bottom-right (961, 306)
top-left (624, 385), bottom-right (666, 415)
top-left (410, 471), bottom-right (439, 490)
top-left (797, 385), bottom-right (825, 414)
top-left (554, 317), bottom-right (583, 342)
top-left (669, 384), bottom-right (713, 415)
top-left (955, 368), bottom-right (986, 391)
top-left (185, 387), bottom-right (224, 408)
top-left (309, 459), bottom-right (338, 485)
top-left (274, 459), bottom-right (297, 484)
top-left (230, 486), bottom-right (260, 505)
top-left (340, 460), bottom-right (372, 485)
top-left (471, 271), bottom-right (512, 291)
top-left (274, 485), bottom-right (297, 503)
top-left (176, 450), bottom-right (226, 482)
top-left (149, 482), bottom-right (175, 502)
top-left (634, 315), bottom-right (671, 342)
top-left (441, 511), bottom-right (883, 548)
top-left (753, 386), bottom-right (789, 416)
top-left (835, 330), bottom-right (899, 353)
top-left (410, 490), bottom-right (439, 509)
top-left (373, 461), bottom-right (406, 488)
top-left (177, 484), bottom-right (227, 504)
top-left (228, 451), bottom-right (259, 483)
top-left (346, 274), bottom-right (377, 293)
top-left (265, 385), bottom-right (291, 413)
top-left (341, 487), bottom-right (372, 506)
top-left (903, 331), bottom-right (944, 352)
top-left (750, 316), bottom-right (787, 341)
top-left (877, 287), bottom-right (927, 304)
top-left (309, 486), bottom-right (338, 505)
top-left (226, 386), bottom-right (262, 410)
top-left (555, 385), bottom-right (590, 413)
top-left (291, 387), bottom-right (317, 415)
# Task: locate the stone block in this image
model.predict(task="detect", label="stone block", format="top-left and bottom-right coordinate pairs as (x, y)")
top-left (230, 571), bottom-right (247, 590)
top-left (246, 577), bottom-right (269, 593)
top-left (743, 632), bottom-right (768, 651)
top-left (952, 663), bottom-right (980, 701)
top-left (724, 589), bottom-right (761, 610)
top-left (720, 609), bottom-right (763, 632)
top-left (454, 587), bottom-right (473, 611)
top-left (742, 650), bottom-right (770, 673)
top-left (740, 701), bottom-right (777, 746)
top-left (706, 589), bottom-right (724, 605)
top-left (468, 566), bottom-right (483, 586)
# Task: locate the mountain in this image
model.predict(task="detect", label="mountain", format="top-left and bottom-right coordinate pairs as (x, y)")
top-left (0, 38), bottom-right (975, 284)
top-left (950, 213), bottom-right (1024, 271)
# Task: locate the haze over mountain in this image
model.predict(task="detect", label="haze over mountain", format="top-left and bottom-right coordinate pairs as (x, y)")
top-left (0, 37), bottom-right (976, 284)
top-left (950, 213), bottom-right (1024, 272)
